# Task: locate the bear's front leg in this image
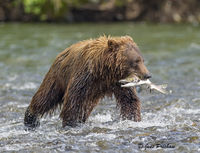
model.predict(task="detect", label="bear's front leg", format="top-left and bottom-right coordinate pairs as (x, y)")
top-left (113, 86), bottom-right (141, 122)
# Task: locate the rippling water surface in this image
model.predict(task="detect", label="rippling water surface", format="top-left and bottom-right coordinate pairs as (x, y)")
top-left (0, 23), bottom-right (200, 152)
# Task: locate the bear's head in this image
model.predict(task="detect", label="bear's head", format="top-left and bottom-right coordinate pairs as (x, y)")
top-left (105, 36), bottom-right (151, 82)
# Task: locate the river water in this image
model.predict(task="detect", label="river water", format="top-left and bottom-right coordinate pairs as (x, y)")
top-left (0, 23), bottom-right (200, 152)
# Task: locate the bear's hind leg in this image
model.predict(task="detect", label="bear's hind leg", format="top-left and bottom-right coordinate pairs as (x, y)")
top-left (60, 91), bottom-right (100, 127)
top-left (24, 79), bottom-right (64, 129)
top-left (60, 73), bottom-right (101, 127)
top-left (113, 86), bottom-right (141, 122)
top-left (24, 106), bottom-right (40, 129)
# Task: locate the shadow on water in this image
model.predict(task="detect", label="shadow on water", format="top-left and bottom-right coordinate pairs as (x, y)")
top-left (0, 23), bottom-right (200, 152)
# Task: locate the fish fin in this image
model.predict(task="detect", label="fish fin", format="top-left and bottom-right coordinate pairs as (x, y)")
top-left (160, 84), bottom-right (168, 89)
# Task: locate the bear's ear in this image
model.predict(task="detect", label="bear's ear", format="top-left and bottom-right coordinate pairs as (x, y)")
top-left (107, 39), bottom-right (119, 51)
top-left (124, 36), bottom-right (133, 42)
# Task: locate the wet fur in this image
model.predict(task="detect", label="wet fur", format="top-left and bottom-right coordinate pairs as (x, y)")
top-left (24, 36), bottom-right (144, 128)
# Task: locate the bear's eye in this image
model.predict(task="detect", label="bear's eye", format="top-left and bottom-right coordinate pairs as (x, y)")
top-left (135, 59), bottom-right (141, 63)
top-left (130, 61), bottom-right (137, 67)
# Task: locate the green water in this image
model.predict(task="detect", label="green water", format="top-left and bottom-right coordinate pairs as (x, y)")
top-left (0, 23), bottom-right (200, 152)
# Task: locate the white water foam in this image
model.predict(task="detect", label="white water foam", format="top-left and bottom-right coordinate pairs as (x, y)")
top-left (3, 82), bottom-right (37, 90)
top-left (189, 43), bottom-right (200, 50)
top-left (85, 133), bottom-right (116, 140)
top-left (89, 113), bottom-right (112, 123)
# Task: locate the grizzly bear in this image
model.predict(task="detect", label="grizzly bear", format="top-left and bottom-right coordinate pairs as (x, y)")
top-left (24, 35), bottom-right (151, 128)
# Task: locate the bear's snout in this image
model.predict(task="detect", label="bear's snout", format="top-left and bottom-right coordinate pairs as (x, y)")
top-left (143, 74), bottom-right (152, 80)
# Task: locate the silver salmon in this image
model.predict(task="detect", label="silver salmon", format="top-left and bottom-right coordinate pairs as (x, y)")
top-left (119, 78), bottom-right (168, 94)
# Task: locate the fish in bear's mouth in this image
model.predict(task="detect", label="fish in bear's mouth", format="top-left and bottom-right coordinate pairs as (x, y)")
top-left (119, 74), bottom-right (140, 84)
top-left (119, 75), bottom-right (168, 95)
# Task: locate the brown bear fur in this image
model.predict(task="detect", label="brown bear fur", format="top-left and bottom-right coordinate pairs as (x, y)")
top-left (24, 35), bottom-right (150, 128)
